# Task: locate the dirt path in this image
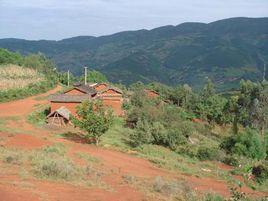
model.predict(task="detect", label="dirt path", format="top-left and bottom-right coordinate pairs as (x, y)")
top-left (0, 86), bottom-right (61, 117)
top-left (0, 86), bottom-right (267, 201)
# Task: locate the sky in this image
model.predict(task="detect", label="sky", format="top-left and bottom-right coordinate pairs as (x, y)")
top-left (0, 0), bottom-right (268, 40)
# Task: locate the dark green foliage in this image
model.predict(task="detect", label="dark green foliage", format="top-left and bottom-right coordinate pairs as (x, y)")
top-left (252, 162), bottom-right (268, 184)
top-left (197, 146), bottom-right (219, 161)
top-left (1, 18), bottom-right (267, 90)
top-left (0, 48), bottom-right (24, 65)
top-left (196, 95), bottom-right (228, 124)
top-left (220, 129), bottom-right (266, 160)
top-left (128, 90), bottom-right (197, 151)
top-left (80, 70), bottom-right (108, 83)
top-left (223, 155), bottom-right (239, 167)
top-left (58, 71), bottom-right (76, 86)
top-left (71, 101), bottom-right (114, 145)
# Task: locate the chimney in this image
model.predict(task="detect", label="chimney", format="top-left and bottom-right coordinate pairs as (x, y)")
top-left (84, 66), bottom-right (88, 85)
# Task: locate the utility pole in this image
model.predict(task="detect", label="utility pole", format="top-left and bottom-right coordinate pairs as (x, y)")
top-left (67, 70), bottom-right (70, 87)
top-left (258, 53), bottom-right (266, 82)
top-left (84, 66), bottom-right (88, 85)
top-left (263, 63), bottom-right (266, 82)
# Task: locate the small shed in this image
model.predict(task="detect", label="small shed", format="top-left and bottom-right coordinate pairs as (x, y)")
top-left (46, 106), bottom-right (71, 126)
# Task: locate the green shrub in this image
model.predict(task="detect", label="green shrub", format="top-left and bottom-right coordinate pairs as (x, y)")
top-left (223, 155), bottom-right (239, 167)
top-left (130, 119), bottom-right (154, 146)
top-left (166, 129), bottom-right (187, 151)
top-left (28, 105), bottom-right (50, 126)
top-left (197, 146), bottom-right (219, 161)
top-left (204, 193), bottom-right (224, 201)
top-left (33, 156), bottom-right (77, 180)
top-left (220, 129), bottom-right (266, 160)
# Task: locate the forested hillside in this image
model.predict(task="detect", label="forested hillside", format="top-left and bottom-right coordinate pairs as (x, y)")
top-left (0, 17), bottom-right (267, 90)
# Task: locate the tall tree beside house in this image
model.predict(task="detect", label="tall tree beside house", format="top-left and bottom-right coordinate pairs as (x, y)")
top-left (71, 100), bottom-right (114, 146)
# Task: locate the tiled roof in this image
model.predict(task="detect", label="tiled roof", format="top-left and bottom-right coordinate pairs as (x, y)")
top-left (98, 86), bottom-right (123, 94)
top-left (76, 85), bottom-right (97, 95)
top-left (49, 94), bottom-right (91, 102)
top-left (63, 84), bottom-right (97, 95)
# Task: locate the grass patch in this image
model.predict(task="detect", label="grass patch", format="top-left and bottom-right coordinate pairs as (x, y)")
top-left (0, 143), bottom-right (106, 188)
top-left (42, 143), bottom-right (67, 156)
top-left (0, 147), bottom-right (24, 165)
top-left (100, 118), bottom-right (133, 151)
top-left (31, 152), bottom-right (78, 180)
top-left (76, 152), bottom-right (100, 163)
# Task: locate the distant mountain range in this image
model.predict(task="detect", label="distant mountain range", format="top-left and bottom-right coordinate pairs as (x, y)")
top-left (0, 17), bottom-right (268, 90)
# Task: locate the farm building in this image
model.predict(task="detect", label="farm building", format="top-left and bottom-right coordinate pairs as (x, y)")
top-left (96, 86), bottom-right (123, 116)
top-left (49, 94), bottom-right (92, 115)
top-left (47, 83), bottom-right (124, 126)
top-left (46, 106), bottom-right (71, 126)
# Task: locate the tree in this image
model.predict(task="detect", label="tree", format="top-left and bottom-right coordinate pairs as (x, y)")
top-left (250, 81), bottom-right (268, 135)
top-left (196, 95), bottom-right (227, 124)
top-left (81, 70), bottom-right (108, 83)
top-left (72, 101), bottom-right (114, 145)
top-left (202, 79), bottom-right (216, 98)
top-left (59, 71), bottom-right (76, 86)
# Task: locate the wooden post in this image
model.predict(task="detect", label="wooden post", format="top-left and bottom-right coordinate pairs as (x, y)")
top-left (263, 63), bottom-right (266, 82)
top-left (84, 66), bottom-right (88, 85)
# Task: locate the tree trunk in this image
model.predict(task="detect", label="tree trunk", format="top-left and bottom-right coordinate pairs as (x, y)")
top-left (95, 138), bottom-right (99, 146)
top-left (233, 115), bottom-right (238, 134)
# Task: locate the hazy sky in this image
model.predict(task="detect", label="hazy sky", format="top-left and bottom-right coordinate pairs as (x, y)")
top-left (0, 0), bottom-right (268, 40)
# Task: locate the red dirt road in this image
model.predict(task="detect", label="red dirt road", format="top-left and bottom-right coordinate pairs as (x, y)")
top-left (0, 86), bottom-right (61, 117)
top-left (0, 86), bottom-right (267, 201)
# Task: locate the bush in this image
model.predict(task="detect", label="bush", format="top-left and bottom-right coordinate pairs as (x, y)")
top-left (166, 129), bottom-right (187, 151)
top-left (33, 156), bottom-right (77, 180)
top-left (197, 146), bottom-right (219, 161)
top-left (130, 119), bottom-right (154, 146)
top-left (220, 129), bottom-right (266, 160)
top-left (223, 155), bottom-right (239, 167)
top-left (152, 176), bottom-right (197, 200)
top-left (252, 162), bottom-right (268, 184)
top-left (28, 105), bottom-right (50, 126)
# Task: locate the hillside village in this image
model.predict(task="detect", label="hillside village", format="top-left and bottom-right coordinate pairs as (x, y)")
top-left (0, 47), bottom-right (268, 200)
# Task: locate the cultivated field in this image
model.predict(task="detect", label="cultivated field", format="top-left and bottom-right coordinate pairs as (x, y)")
top-left (0, 64), bottom-right (44, 90)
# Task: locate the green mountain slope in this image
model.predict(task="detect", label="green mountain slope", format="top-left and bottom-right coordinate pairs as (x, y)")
top-left (0, 17), bottom-right (267, 90)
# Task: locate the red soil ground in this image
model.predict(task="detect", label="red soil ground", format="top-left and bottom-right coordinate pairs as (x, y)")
top-left (5, 134), bottom-right (50, 149)
top-left (0, 86), bottom-right (267, 201)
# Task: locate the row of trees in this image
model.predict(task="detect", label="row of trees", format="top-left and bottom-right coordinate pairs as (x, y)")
top-left (138, 79), bottom-right (268, 135)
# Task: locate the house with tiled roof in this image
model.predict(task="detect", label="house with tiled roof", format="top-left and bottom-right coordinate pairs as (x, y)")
top-left (47, 83), bottom-right (123, 126)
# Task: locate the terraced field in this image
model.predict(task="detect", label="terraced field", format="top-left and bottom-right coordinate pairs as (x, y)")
top-left (0, 64), bottom-right (44, 91)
